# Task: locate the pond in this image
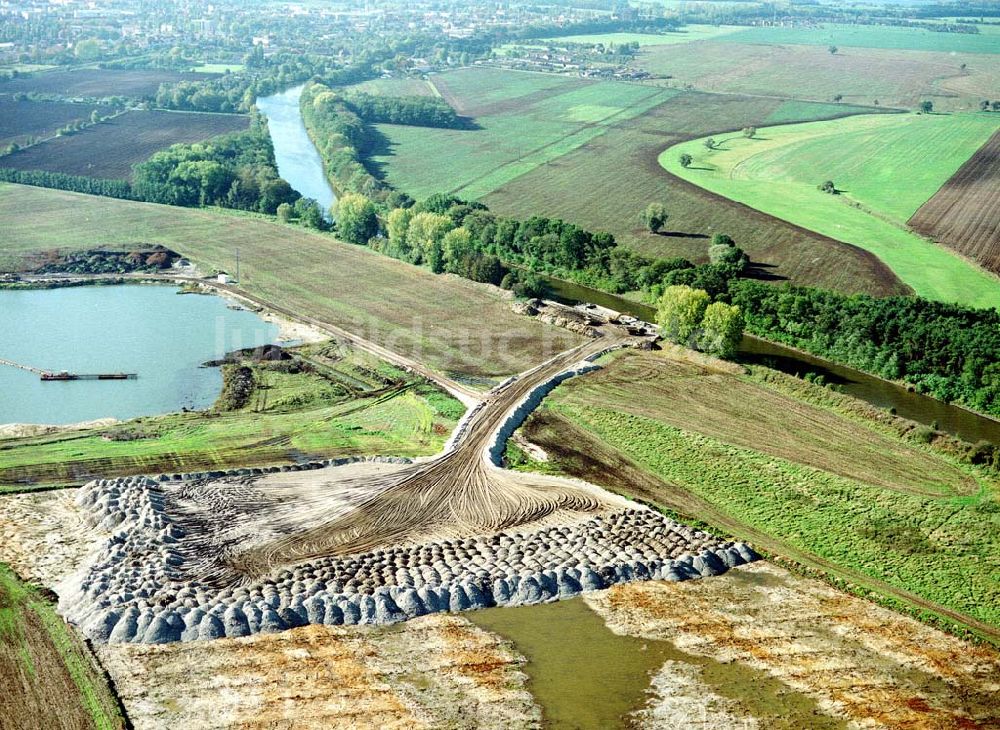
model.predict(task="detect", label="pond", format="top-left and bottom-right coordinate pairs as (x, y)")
top-left (0, 285), bottom-right (278, 425)
top-left (256, 84), bottom-right (337, 215)
top-left (540, 275), bottom-right (1000, 446)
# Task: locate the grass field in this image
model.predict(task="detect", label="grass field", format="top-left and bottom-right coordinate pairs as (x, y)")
top-left (190, 63), bottom-right (245, 74)
top-left (0, 184), bottom-right (583, 380)
top-left (520, 349), bottom-right (1000, 633)
top-left (0, 563), bottom-right (125, 728)
top-left (0, 68), bottom-right (217, 99)
top-left (0, 342), bottom-right (463, 490)
top-left (637, 41), bottom-right (1000, 111)
top-left (662, 113), bottom-right (1000, 308)
top-left (0, 98), bottom-right (108, 148)
top-left (366, 66), bottom-right (903, 295)
top-left (537, 26), bottom-right (743, 46)
top-left (0, 109), bottom-right (249, 179)
top-left (910, 129), bottom-right (1000, 275)
top-left (719, 23), bottom-right (1000, 55)
top-left (482, 90), bottom-right (905, 296)
top-left (370, 67), bottom-right (679, 199)
top-left (346, 77), bottom-right (438, 97)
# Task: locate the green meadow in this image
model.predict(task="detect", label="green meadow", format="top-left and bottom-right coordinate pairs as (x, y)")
top-left (370, 68), bottom-right (679, 200)
top-left (538, 26), bottom-right (743, 46)
top-left (662, 113), bottom-right (1000, 308)
top-left (719, 22), bottom-right (1000, 54)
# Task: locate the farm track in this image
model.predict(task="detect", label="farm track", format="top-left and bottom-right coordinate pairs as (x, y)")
top-left (181, 327), bottom-right (642, 584)
top-left (909, 128), bottom-right (1000, 275)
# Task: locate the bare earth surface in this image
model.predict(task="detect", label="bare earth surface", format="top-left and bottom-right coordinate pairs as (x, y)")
top-left (2, 487), bottom-right (999, 728)
top-left (588, 563), bottom-right (1000, 730)
top-left (98, 616), bottom-right (539, 730)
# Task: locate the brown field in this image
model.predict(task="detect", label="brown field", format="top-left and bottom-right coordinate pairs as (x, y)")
top-left (909, 128), bottom-right (1000, 275)
top-left (0, 68), bottom-right (215, 99)
top-left (0, 98), bottom-right (107, 148)
top-left (98, 617), bottom-right (538, 730)
top-left (484, 91), bottom-right (907, 296)
top-left (0, 184), bottom-right (583, 380)
top-left (589, 564), bottom-right (1000, 729)
top-left (0, 564), bottom-right (125, 730)
top-left (0, 110), bottom-right (249, 179)
top-left (638, 41), bottom-right (1000, 111)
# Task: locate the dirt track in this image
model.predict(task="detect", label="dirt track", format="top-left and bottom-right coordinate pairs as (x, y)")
top-left (164, 325), bottom-right (644, 584)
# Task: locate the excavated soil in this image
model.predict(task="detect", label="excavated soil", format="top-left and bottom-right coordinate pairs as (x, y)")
top-left (98, 615), bottom-right (539, 730)
top-left (587, 562), bottom-right (1000, 729)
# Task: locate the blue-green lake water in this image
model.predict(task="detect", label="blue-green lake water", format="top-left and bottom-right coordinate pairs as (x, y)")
top-left (0, 285), bottom-right (278, 425)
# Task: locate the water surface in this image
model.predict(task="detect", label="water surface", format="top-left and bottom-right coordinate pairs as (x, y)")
top-left (540, 275), bottom-right (1000, 445)
top-left (256, 84), bottom-right (337, 215)
top-left (0, 285), bottom-right (278, 425)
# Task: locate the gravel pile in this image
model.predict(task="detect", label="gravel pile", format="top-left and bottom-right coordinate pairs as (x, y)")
top-left (60, 473), bottom-right (759, 645)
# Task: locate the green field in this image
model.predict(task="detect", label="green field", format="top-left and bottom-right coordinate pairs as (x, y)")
top-left (636, 41), bottom-right (1000, 111)
top-left (0, 564), bottom-right (125, 728)
top-left (0, 184), bottom-right (584, 381)
top-left (481, 90), bottom-right (906, 296)
top-left (720, 22), bottom-right (1000, 54)
top-left (521, 349), bottom-right (1000, 635)
top-left (0, 342), bottom-right (463, 490)
top-left (371, 67), bottom-right (679, 199)
top-left (190, 63), bottom-right (245, 74)
top-left (661, 113), bottom-right (1000, 308)
top-left (368, 66), bottom-right (906, 296)
top-left (346, 77), bottom-right (438, 97)
top-left (537, 26), bottom-right (742, 46)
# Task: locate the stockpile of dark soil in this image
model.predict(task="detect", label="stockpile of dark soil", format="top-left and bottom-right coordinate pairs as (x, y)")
top-left (36, 246), bottom-right (179, 274)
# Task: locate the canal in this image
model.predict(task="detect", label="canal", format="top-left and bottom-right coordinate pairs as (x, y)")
top-left (540, 275), bottom-right (1000, 446)
top-left (256, 84), bottom-right (337, 215)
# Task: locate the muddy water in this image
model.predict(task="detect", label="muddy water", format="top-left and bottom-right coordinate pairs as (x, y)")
top-left (469, 596), bottom-right (844, 729)
top-left (539, 275), bottom-right (1000, 446)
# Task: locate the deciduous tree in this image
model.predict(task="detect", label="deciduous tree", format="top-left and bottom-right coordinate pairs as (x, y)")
top-left (657, 285), bottom-right (710, 347)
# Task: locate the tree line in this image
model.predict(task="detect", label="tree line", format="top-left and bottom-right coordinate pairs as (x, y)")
top-left (729, 280), bottom-right (1000, 417)
top-left (299, 81), bottom-right (386, 200)
top-left (132, 112), bottom-right (298, 213)
top-left (343, 91), bottom-right (467, 129)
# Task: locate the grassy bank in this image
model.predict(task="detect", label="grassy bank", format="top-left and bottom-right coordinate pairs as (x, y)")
top-left (661, 113), bottom-right (1000, 308)
top-left (0, 342), bottom-right (464, 491)
top-left (0, 563), bottom-right (125, 729)
top-left (519, 349), bottom-right (1000, 635)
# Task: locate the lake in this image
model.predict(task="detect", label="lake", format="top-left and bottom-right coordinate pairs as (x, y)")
top-left (256, 84), bottom-right (337, 214)
top-left (0, 285), bottom-right (278, 425)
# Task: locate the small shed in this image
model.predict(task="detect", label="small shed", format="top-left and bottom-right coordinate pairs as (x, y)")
top-left (217, 272), bottom-right (231, 285)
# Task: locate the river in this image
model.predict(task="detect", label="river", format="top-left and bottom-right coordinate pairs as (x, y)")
top-left (253, 85), bottom-right (999, 447)
top-left (256, 84), bottom-right (337, 215)
top-left (0, 285), bottom-right (278, 425)
top-left (540, 276), bottom-right (1000, 446)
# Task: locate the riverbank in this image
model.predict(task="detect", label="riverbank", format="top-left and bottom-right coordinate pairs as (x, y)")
top-left (518, 347), bottom-right (1000, 644)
